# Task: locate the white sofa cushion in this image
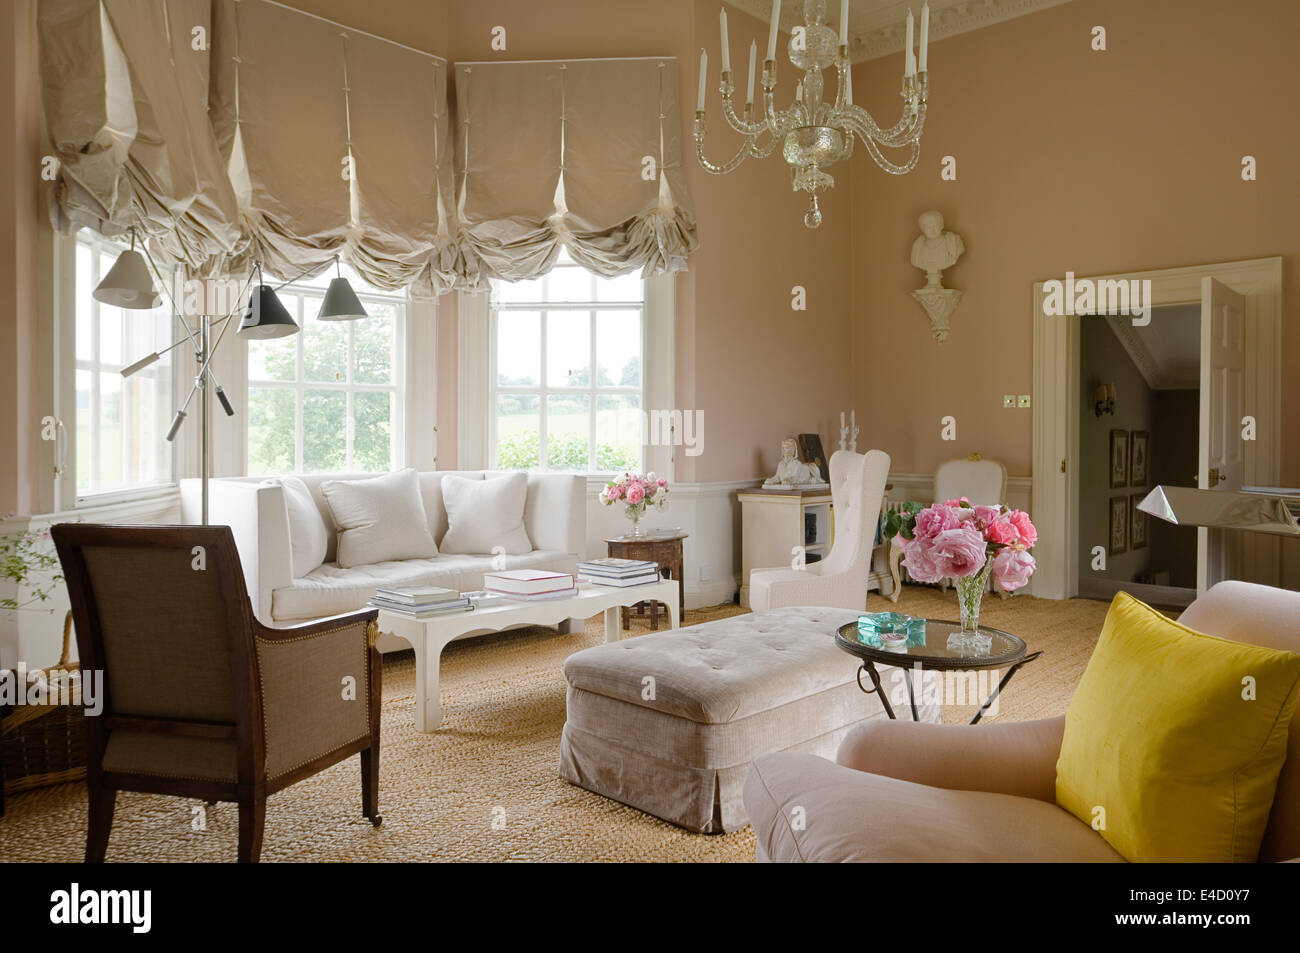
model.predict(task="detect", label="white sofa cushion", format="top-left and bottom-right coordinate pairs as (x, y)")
top-left (265, 476), bottom-right (329, 578)
top-left (320, 468), bottom-right (438, 569)
top-left (440, 472), bottom-right (533, 555)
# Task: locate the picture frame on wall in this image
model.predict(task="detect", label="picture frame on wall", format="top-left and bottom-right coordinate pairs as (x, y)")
top-left (1130, 430), bottom-right (1149, 486)
top-left (796, 433), bottom-right (830, 484)
top-left (1109, 495), bottom-right (1129, 555)
top-left (1109, 429), bottom-right (1129, 488)
top-left (1130, 495), bottom-right (1147, 550)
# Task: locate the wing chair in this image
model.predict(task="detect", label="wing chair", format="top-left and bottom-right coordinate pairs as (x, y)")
top-left (742, 580), bottom-right (1300, 862)
top-left (52, 523), bottom-right (382, 863)
top-left (748, 449), bottom-right (891, 612)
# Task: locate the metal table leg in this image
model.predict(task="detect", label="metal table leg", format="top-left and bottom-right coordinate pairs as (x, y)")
top-left (901, 664), bottom-right (920, 722)
top-left (970, 651), bottom-right (1043, 725)
top-left (856, 661), bottom-right (897, 720)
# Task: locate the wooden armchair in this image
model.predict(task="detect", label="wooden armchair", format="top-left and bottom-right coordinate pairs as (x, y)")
top-left (51, 523), bottom-right (382, 863)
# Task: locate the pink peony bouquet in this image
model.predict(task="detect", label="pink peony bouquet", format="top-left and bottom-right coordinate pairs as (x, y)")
top-left (599, 472), bottom-right (669, 529)
top-left (891, 498), bottom-right (1038, 592)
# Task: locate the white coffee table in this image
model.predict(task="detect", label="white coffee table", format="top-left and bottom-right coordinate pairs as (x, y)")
top-left (377, 578), bottom-right (681, 732)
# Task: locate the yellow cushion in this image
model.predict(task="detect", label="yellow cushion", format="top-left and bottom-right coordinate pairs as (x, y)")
top-left (1056, 592), bottom-right (1300, 863)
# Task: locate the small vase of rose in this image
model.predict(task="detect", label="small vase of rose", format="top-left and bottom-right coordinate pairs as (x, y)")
top-left (599, 472), bottom-right (669, 535)
top-left (885, 498), bottom-right (1038, 653)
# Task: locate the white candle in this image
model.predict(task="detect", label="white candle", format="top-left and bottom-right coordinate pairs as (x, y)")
top-left (840, 411), bottom-right (846, 430)
top-left (904, 10), bottom-right (916, 77)
top-left (720, 7), bottom-right (731, 73)
top-left (845, 64), bottom-right (853, 103)
top-left (851, 409), bottom-right (856, 429)
top-left (746, 40), bottom-right (757, 104)
top-left (919, 2), bottom-right (929, 72)
top-left (697, 48), bottom-right (708, 111)
top-left (839, 0), bottom-right (849, 48)
top-left (795, 80), bottom-right (803, 103)
top-left (767, 0), bottom-right (782, 61)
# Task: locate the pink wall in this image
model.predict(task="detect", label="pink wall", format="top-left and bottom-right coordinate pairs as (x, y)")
top-left (849, 0), bottom-right (1300, 482)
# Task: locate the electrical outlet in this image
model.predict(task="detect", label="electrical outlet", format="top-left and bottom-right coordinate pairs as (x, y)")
top-left (1002, 395), bottom-right (1016, 409)
top-left (698, 564), bottom-right (713, 582)
top-left (1017, 394), bottom-right (1031, 408)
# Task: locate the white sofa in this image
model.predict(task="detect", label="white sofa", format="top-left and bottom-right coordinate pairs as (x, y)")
top-left (181, 471), bottom-right (586, 649)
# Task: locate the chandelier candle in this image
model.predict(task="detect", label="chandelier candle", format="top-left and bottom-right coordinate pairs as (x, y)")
top-left (746, 40), bottom-right (757, 106)
top-left (696, 0), bottom-right (929, 228)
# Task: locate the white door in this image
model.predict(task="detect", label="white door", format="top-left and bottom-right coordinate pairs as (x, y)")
top-left (1197, 277), bottom-right (1246, 592)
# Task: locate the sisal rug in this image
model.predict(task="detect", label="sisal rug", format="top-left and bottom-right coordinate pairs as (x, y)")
top-left (0, 587), bottom-right (1114, 862)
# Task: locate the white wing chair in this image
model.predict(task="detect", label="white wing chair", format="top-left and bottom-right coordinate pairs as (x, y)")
top-left (888, 453), bottom-right (1008, 602)
top-left (748, 449), bottom-right (891, 612)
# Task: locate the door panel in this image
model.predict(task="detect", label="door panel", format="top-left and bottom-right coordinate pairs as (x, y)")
top-left (1198, 277), bottom-right (1246, 592)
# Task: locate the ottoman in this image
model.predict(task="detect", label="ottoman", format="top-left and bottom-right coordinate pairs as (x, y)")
top-left (558, 606), bottom-right (940, 833)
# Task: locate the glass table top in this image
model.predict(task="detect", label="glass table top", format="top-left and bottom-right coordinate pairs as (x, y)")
top-left (835, 618), bottom-right (1027, 669)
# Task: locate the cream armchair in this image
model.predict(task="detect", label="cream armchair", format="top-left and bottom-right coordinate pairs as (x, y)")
top-left (748, 450), bottom-right (891, 612)
top-left (742, 580), bottom-right (1300, 862)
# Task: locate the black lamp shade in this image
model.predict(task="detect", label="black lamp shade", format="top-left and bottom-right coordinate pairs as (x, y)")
top-left (238, 284), bottom-right (299, 339)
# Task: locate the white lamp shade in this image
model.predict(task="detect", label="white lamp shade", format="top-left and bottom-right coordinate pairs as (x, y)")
top-left (318, 276), bottom-right (368, 321)
top-left (93, 248), bottom-right (162, 310)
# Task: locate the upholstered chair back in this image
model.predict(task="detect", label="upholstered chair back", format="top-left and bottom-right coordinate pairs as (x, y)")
top-left (52, 525), bottom-right (255, 726)
top-left (934, 457), bottom-right (1007, 506)
top-left (821, 449), bottom-right (891, 577)
top-left (1178, 580), bottom-right (1300, 863)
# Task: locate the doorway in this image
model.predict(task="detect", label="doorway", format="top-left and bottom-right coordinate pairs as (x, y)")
top-left (1030, 257), bottom-right (1283, 601)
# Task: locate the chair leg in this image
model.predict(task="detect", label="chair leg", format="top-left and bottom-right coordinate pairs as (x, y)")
top-left (237, 793), bottom-right (266, 863)
top-left (85, 777), bottom-right (116, 863)
top-left (361, 747), bottom-right (382, 827)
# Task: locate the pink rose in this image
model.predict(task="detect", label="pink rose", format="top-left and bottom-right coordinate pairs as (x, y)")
top-left (913, 505), bottom-right (959, 540)
top-left (657, 478), bottom-right (667, 487)
top-left (608, 484), bottom-right (624, 501)
top-left (929, 526), bottom-right (989, 579)
top-left (992, 547), bottom-right (1036, 591)
top-left (902, 536), bottom-right (944, 583)
top-left (973, 505), bottom-right (1002, 527)
top-left (1008, 510), bottom-right (1038, 548)
top-left (939, 498), bottom-right (966, 508)
top-left (626, 484), bottom-right (645, 505)
top-left (984, 518), bottom-right (1020, 547)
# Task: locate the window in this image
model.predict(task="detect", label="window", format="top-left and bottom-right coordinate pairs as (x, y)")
top-left (245, 264), bottom-right (405, 475)
top-left (73, 232), bottom-right (175, 499)
top-left (489, 252), bottom-right (644, 472)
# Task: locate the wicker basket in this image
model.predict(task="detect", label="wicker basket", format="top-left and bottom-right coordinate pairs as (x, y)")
top-left (1, 611), bottom-right (87, 796)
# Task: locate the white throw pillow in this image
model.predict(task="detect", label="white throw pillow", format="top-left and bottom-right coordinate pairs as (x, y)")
top-left (264, 476), bottom-right (329, 578)
top-left (320, 469), bottom-right (438, 569)
top-left (440, 472), bottom-right (533, 555)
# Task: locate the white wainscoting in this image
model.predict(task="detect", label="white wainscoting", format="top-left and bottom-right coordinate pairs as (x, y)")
top-left (0, 490), bottom-right (182, 671)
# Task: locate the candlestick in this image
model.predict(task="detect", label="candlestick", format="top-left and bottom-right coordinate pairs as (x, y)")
top-left (840, 410), bottom-right (846, 430)
top-left (905, 10), bottom-right (915, 77)
top-left (697, 48), bottom-right (707, 112)
top-left (746, 40), bottom-right (757, 104)
top-left (720, 7), bottom-right (731, 73)
top-left (919, 2), bottom-right (929, 72)
top-left (839, 0), bottom-right (850, 48)
top-left (845, 64), bottom-right (853, 103)
top-left (767, 0), bottom-right (782, 61)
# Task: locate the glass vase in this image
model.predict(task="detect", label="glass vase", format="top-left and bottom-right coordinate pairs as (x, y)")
top-left (626, 504), bottom-right (645, 536)
top-left (948, 560), bottom-right (994, 655)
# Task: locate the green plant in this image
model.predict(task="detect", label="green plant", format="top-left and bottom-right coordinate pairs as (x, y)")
top-left (882, 501), bottom-right (926, 541)
top-left (1, 526), bottom-right (64, 615)
top-left (496, 429), bottom-right (638, 472)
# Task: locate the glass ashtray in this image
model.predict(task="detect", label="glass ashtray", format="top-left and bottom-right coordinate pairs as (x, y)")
top-left (857, 611), bottom-right (926, 650)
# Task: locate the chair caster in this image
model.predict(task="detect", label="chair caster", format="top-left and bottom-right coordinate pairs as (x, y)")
top-left (369, 815), bottom-right (383, 828)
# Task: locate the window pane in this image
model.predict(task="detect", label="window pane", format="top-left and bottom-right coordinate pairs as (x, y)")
top-left (546, 393), bottom-right (590, 471)
top-left (247, 387), bottom-right (296, 476)
top-left (497, 311), bottom-right (540, 386)
top-left (546, 310), bottom-right (590, 387)
top-left (494, 275), bottom-right (544, 304)
top-left (496, 393), bottom-right (539, 469)
top-left (596, 311), bottom-right (641, 388)
top-left (99, 304), bottom-right (122, 366)
top-left (76, 244), bottom-right (93, 361)
top-left (302, 389), bottom-right (347, 472)
top-left (596, 394), bottom-right (641, 472)
top-left (302, 297), bottom-right (348, 383)
top-left (97, 372), bottom-right (123, 489)
top-left (248, 333), bottom-right (297, 383)
top-left (547, 265), bottom-right (593, 303)
top-left (352, 391), bottom-right (392, 472)
top-left (595, 271), bottom-right (643, 303)
top-left (354, 306), bottom-right (395, 385)
top-left (75, 369), bottom-right (91, 495)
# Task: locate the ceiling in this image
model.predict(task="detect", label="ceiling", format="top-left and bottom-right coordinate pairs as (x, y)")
top-left (725, 0), bottom-right (1074, 63)
top-left (1107, 305), bottom-right (1201, 391)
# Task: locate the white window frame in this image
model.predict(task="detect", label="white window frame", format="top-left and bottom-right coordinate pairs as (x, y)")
top-left (244, 277), bottom-right (409, 476)
top-left (56, 231), bottom-right (179, 509)
top-left (487, 279), bottom-right (645, 474)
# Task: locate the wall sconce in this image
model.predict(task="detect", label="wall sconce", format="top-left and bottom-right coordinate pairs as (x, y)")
top-left (1094, 382), bottom-right (1116, 417)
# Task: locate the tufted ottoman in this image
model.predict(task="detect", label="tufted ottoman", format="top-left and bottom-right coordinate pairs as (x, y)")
top-left (557, 606), bottom-right (940, 833)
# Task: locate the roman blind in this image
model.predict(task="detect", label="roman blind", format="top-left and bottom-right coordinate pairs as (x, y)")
top-left (454, 57), bottom-right (698, 288)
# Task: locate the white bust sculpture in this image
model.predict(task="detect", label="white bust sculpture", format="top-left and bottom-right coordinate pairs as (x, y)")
top-left (763, 438), bottom-right (825, 489)
top-left (910, 209), bottom-right (966, 343)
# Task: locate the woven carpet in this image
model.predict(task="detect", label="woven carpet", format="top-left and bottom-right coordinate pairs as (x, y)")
top-left (0, 587), bottom-right (1115, 862)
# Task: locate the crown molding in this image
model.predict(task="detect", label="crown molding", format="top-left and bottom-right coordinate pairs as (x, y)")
top-left (851, 0), bottom-right (1074, 62)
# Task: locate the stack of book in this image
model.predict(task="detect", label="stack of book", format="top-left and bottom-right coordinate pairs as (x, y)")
top-left (482, 569), bottom-right (578, 601)
top-left (369, 585), bottom-right (473, 617)
top-left (577, 557), bottom-right (661, 587)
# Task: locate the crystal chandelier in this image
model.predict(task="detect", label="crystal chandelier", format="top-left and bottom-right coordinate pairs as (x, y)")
top-left (695, 0), bottom-right (930, 228)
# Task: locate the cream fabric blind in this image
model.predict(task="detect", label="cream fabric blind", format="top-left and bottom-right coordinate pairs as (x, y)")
top-left (454, 57), bottom-right (698, 288)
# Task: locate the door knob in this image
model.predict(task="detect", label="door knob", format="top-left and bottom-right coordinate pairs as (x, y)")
top-left (1208, 467), bottom-right (1222, 487)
